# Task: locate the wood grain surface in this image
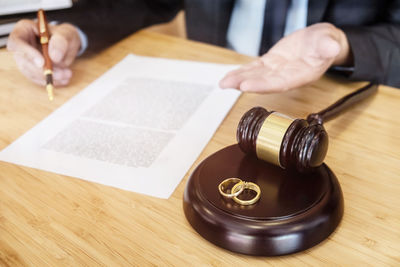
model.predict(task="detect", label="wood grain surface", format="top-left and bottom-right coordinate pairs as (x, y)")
top-left (0, 30), bottom-right (399, 266)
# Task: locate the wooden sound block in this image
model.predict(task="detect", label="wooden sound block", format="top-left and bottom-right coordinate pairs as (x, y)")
top-left (183, 144), bottom-right (344, 256)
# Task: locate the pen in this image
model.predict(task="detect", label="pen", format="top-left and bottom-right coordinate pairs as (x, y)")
top-left (37, 9), bottom-right (54, 101)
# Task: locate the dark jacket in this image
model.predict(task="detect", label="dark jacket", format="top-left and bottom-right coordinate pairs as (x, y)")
top-left (49, 0), bottom-right (400, 87)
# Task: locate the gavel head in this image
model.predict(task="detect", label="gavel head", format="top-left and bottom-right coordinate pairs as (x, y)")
top-left (237, 107), bottom-right (329, 172)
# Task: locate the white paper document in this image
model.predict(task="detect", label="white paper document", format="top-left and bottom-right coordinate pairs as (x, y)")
top-left (0, 0), bottom-right (72, 16)
top-left (0, 54), bottom-right (240, 198)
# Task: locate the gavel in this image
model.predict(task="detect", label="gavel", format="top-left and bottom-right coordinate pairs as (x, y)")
top-left (237, 82), bottom-right (378, 172)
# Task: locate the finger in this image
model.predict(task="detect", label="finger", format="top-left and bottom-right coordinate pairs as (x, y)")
top-left (7, 20), bottom-right (42, 65)
top-left (14, 54), bottom-right (45, 85)
top-left (219, 71), bottom-right (249, 89)
top-left (240, 64), bottom-right (321, 93)
top-left (53, 67), bottom-right (72, 82)
top-left (61, 25), bottom-right (81, 66)
top-left (220, 64), bottom-right (269, 89)
top-left (14, 51), bottom-right (73, 85)
top-left (238, 65), bottom-right (301, 93)
top-left (222, 59), bottom-right (263, 78)
top-left (49, 33), bottom-right (69, 64)
top-left (54, 78), bottom-right (71, 87)
top-left (8, 34), bottom-right (44, 68)
top-left (62, 43), bottom-right (80, 67)
top-left (239, 75), bottom-right (288, 93)
top-left (49, 24), bottom-right (80, 67)
top-left (316, 36), bottom-right (340, 59)
top-left (7, 19), bottom-right (39, 47)
top-left (13, 41), bottom-right (44, 68)
top-left (220, 70), bottom-right (262, 89)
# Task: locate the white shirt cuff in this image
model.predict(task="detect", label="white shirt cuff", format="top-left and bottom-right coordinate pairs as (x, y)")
top-left (75, 26), bottom-right (88, 56)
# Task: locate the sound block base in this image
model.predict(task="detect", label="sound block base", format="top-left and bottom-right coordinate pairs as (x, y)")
top-left (183, 144), bottom-right (344, 256)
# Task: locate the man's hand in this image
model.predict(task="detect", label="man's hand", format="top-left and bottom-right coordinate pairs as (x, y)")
top-left (7, 19), bottom-right (81, 86)
top-left (220, 23), bottom-right (351, 93)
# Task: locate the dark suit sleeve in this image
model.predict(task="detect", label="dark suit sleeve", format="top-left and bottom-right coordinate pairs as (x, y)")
top-left (48, 0), bottom-right (183, 53)
top-left (341, 1), bottom-right (400, 87)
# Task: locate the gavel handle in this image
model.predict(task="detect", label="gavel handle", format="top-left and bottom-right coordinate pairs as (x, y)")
top-left (307, 82), bottom-right (378, 125)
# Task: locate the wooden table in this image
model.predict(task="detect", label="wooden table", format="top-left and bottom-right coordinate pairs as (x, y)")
top-left (0, 31), bottom-right (399, 266)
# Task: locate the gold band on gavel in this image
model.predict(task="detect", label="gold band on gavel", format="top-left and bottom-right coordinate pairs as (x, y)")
top-left (256, 112), bottom-right (295, 167)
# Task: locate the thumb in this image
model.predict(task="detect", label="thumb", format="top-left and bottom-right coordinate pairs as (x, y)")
top-left (317, 35), bottom-right (341, 59)
top-left (48, 33), bottom-right (68, 64)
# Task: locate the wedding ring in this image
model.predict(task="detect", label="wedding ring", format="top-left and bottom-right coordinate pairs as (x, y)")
top-left (218, 178), bottom-right (245, 198)
top-left (232, 182), bottom-right (261, 206)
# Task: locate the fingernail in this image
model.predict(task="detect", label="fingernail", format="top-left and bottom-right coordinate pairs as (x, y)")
top-left (34, 57), bottom-right (43, 67)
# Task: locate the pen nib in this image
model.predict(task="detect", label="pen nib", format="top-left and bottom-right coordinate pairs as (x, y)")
top-left (46, 83), bottom-right (54, 101)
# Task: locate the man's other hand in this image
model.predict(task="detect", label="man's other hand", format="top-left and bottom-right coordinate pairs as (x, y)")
top-left (220, 23), bottom-right (351, 93)
top-left (7, 19), bottom-right (81, 86)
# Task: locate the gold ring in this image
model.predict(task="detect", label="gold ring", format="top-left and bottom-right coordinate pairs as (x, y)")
top-left (218, 178), bottom-right (245, 198)
top-left (232, 182), bottom-right (261, 206)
